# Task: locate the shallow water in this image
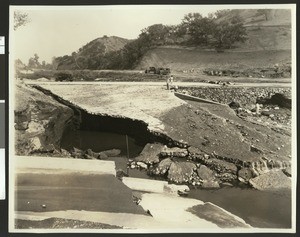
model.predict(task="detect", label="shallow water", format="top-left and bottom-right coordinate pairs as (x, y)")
top-left (188, 187), bottom-right (291, 228)
top-left (61, 130), bottom-right (144, 158)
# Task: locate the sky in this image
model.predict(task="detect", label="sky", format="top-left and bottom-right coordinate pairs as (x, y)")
top-left (10, 4), bottom-right (293, 64)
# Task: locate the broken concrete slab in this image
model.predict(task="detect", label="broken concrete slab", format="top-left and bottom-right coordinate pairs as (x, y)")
top-left (15, 156), bottom-right (116, 176)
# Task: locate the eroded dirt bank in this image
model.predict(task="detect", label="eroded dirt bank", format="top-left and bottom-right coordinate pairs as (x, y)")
top-left (14, 82), bottom-right (292, 190)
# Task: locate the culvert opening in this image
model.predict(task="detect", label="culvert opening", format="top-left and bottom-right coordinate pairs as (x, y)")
top-left (60, 109), bottom-right (170, 158)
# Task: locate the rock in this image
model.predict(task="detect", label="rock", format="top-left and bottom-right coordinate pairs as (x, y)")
top-left (15, 121), bottom-right (29, 130)
top-left (167, 162), bottom-right (196, 184)
top-left (102, 149), bottom-right (121, 157)
top-left (60, 149), bottom-right (71, 157)
top-left (160, 146), bottom-right (188, 158)
top-left (163, 184), bottom-right (190, 195)
top-left (282, 167), bottom-right (291, 177)
top-left (197, 165), bottom-right (215, 181)
top-left (98, 152), bottom-right (108, 159)
top-left (83, 154), bottom-right (96, 160)
top-left (221, 182), bottom-right (234, 187)
top-left (217, 173), bottom-right (237, 183)
top-left (135, 143), bottom-right (164, 164)
top-left (14, 104), bottom-right (31, 130)
top-left (136, 161), bottom-right (148, 169)
top-left (249, 170), bottom-right (291, 190)
top-left (238, 168), bottom-right (254, 183)
top-left (154, 158), bottom-right (173, 175)
top-left (204, 158), bottom-right (237, 174)
top-left (116, 169), bottom-right (128, 180)
top-left (228, 101), bottom-right (240, 109)
top-left (202, 180), bottom-right (220, 189)
top-left (86, 149), bottom-right (101, 159)
top-left (261, 110), bottom-right (272, 116)
top-left (187, 146), bottom-right (207, 161)
top-left (71, 147), bottom-right (84, 158)
top-left (268, 93), bottom-right (291, 109)
top-left (29, 137), bottom-right (42, 152)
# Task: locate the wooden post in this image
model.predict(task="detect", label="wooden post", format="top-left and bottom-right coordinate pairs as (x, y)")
top-left (126, 134), bottom-right (130, 175)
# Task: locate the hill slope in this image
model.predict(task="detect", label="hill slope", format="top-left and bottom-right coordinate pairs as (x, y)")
top-left (56, 36), bottom-right (130, 70)
top-left (77, 36), bottom-right (130, 56)
top-left (137, 9), bottom-right (291, 73)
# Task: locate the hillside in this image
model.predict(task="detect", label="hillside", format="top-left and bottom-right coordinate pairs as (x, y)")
top-left (56, 36), bottom-right (130, 70)
top-left (137, 9), bottom-right (291, 73)
top-left (55, 9), bottom-right (291, 73)
top-left (136, 47), bottom-right (291, 74)
top-left (77, 36), bottom-right (130, 56)
top-left (218, 9), bottom-right (291, 27)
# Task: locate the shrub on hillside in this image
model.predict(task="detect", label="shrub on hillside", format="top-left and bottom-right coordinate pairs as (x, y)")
top-left (54, 72), bottom-right (73, 82)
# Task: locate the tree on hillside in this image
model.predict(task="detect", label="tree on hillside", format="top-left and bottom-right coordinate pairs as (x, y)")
top-left (178, 13), bottom-right (203, 37)
top-left (211, 16), bottom-right (247, 51)
top-left (14, 11), bottom-right (30, 30)
top-left (186, 17), bottom-right (214, 45)
top-left (141, 24), bottom-right (170, 46)
top-left (213, 9), bottom-right (232, 19)
top-left (255, 9), bottom-right (273, 21)
top-left (27, 53), bottom-right (41, 69)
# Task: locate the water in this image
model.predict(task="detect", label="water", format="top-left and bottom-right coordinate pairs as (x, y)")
top-left (61, 130), bottom-right (144, 158)
top-left (188, 187), bottom-right (291, 228)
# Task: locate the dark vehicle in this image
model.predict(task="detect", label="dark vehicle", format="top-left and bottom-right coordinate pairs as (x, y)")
top-left (55, 72), bottom-right (73, 82)
top-left (145, 67), bottom-right (170, 75)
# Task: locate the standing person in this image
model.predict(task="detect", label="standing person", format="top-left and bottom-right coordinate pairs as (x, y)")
top-left (166, 76), bottom-right (170, 90)
top-left (169, 75), bottom-right (174, 87)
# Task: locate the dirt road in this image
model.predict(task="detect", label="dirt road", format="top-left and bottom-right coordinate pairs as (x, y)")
top-left (25, 80), bottom-right (292, 88)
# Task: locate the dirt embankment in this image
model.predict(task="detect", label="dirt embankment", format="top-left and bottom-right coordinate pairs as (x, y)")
top-left (14, 82), bottom-right (74, 155)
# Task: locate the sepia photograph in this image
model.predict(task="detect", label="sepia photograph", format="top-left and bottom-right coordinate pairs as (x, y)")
top-left (9, 4), bottom-right (296, 233)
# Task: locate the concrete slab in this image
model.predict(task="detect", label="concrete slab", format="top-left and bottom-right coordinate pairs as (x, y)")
top-left (122, 177), bottom-right (168, 193)
top-left (15, 156), bottom-right (116, 176)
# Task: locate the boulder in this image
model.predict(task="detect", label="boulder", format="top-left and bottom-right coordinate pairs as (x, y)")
top-left (217, 173), bottom-right (237, 183)
top-left (202, 180), bottom-right (220, 189)
top-left (116, 169), bottom-right (129, 180)
top-left (71, 147), bottom-right (84, 158)
top-left (98, 152), bottom-right (109, 159)
top-left (135, 143), bottom-right (164, 164)
top-left (160, 146), bottom-right (188, 158)
top-left (228, 101), bottom-right (241, 109)
top-left (136, 161), bottom-right (148, 169)
top-left (102, 149), bottom-right (121, 157)
top-left (154, 158), bottom-right (173, 175)
top-left (163, 184), bottom-right (190, 195)
top-left (249, 170), bottom-right (291, 190)
top-left (204, 158), bottom-right (237, 174)
top-left (238, 168), bottom-right (254, 183)
top-left (187, 146), bottom-right (207, 161)
top-left (167, 161), bottom-right (196, 183)
top-left (197, 165), bottom-right (215, 181)
top-left (282, 167), bottom-right (291, 177)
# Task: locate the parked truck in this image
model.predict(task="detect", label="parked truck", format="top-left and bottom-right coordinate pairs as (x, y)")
top-left (145, 67), bottom-right (170, 75)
